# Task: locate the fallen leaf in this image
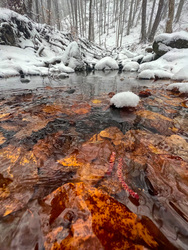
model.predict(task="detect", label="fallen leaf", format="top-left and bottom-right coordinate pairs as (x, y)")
top-left (91, 99), bottom-right (102, 104)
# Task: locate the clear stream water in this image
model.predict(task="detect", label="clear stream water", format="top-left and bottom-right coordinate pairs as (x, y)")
top-left (0, 72), bottom-right (188, 249)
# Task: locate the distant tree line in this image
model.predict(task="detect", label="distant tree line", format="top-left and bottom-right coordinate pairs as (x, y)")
top-left (0, 0), bottom-right (186, 45)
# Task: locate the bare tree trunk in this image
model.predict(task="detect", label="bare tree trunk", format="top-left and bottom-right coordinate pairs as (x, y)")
top-left (40, 0), bottom-right (45, 23)
top-left (175, 0), bottom-right (185, 23)
top-left (141, 0), bottom-right (147, 42)
top-left (54, 0), bottom-right (61, 30)
top-left (166, 0), bottom-right (175, 33)
top-left (120, 0), bottom-right (127, 47)
top-left (148, 0), bottom-right (164, 42)
top-left (103, 0), bottom-right (107, 34)
top-left (47, 0), bottom-right (51, 25)
top-left (80, 0), bottom-right (85, 36)
top-left (88, 0), bottom-right (94, 42)
top-left (35, 0), bottom-right (40, 23)
top-left (147, 0), bottom-right (156, 35)
top-left (132, 0), bottom-right (139, 25)
top-left (127, 0), bottom-right (134, 35)
top-left (27, 0), bottom-right (33, 19)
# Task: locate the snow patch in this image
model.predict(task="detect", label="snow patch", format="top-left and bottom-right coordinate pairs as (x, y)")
top-left (123, 62), bottom-right (139, 72)
top-left (110, 91), bottom-right (140, 108)
top-left (50, 62), bottom-right (74, 73)
top-left (138, 69), bottom-right (173, 79)
top-left (172, 66), bottom-right (188, 81)
top-left (95, 56), bottom-right (119, 70)
top-left (155, 31), bottom-right (188, 44)
top-left (167, 82), bottom-right (188, 93)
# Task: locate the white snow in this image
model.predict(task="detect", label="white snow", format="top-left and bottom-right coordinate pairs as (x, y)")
top-left (155, 31), bottom-right (188, 44)
top-left (0, 45), bottom-right (49, 77)
top-left (50, 62), bottom-right (74, 73)
top-left (121, 49), bottom-right (137, 58)
top-left (62, 41), bottom-right (82, 65)
top-left (95, 56), bottom-right (119, 70)
top-left (172, 66), bottom-right (188, 81)
top-left (138, 69), bottom-right (173, 79)
top-left (138, 48), bottom-right (188, 80)
top-left (110, 91), bottom-right (140, 108)
top-left (167, 82), bottom-right (188, 93)
top-left (141, 54), bottom-right (155, 63)
top-left (123, 62), bottom-right (139, 72)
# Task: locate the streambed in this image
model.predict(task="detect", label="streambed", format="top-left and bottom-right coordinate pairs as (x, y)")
top-left (0, 72), bottom-right (188, 249)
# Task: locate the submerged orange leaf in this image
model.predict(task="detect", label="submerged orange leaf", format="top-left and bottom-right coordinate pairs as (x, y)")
top-left (58, 155), bottom-right (82, 167)
top-left (0, 132), bottom-right (6, 145)
top-left (71, 103), bottom-right (91, 115)
top-left (135, 110), bottom-right (172, 121)
top-left (92, 99), bottom-right (102, 104)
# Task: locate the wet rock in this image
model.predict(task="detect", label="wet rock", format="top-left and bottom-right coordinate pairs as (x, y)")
top-left (139, 89), bottom-right (151, 97)
top-left (135, 110), bottom-right (174, 135)
top-left (58, 73), bottom-right (69, 79)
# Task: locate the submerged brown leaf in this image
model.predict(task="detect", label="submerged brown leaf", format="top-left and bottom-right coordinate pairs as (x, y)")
top-left (41, 182), bottom-right (159, 249)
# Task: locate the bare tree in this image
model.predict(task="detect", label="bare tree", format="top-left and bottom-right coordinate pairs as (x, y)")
top-left (127, 0), bottom-right (134, 35)
top-left (54, 0), bottom-right (61, 30)
top-left (47, 0), bottom-right (52, 25)
top-left (166, 0), bottom-right (175, 33)
top-left (141, 0), bottom-right (147, 42)
top-left (175, 0), bottom-right (185, 23)
top-left (88, 0), bottom-right (94, 42)
top-left (147, 0), bottom-right (156, 35)
top-left (148, 0), bottom-right (164, 42)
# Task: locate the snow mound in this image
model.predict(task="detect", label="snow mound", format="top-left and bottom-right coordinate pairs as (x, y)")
top-left (50, 62), bottom-right (74, 74)
top-left (121, 49), bottom-right (137, 58)
top-left (138, 48), bottom-right (188, 80)
top-left (172, 66), bottom-right (188, 81)
top-left (155, 31), bottom-right (188, 44)
top-left (95, 57), bottom-right (119, 70)
top-left (138, 70), bottom-right (173, 79)
top-left (167, 82), bottom-right (188, 93)
top-left (123, 62), bottom-right (139, 72)
top-left (110, 91), bottom-right (140, 108)
top-left (62, 41), bottom-right (84, 70)
top-left (141, 54), bottom-right (155, 63)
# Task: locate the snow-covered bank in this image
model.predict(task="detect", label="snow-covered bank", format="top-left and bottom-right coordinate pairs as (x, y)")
top-left (0, 8), bottom-right (107, 78)
top-left (1, 8), bottom-right (188, 84)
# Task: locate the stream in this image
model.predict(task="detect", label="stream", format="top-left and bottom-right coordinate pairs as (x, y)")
top-left (0, 71), bottom-right (188, 250)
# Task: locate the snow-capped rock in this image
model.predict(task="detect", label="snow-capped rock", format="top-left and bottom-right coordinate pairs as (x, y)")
top-left (95, 56), bottom-right (119, 70)
top-left (50, 62), bottom-right (74, 73)
top-left (138, 69), bottom-right (173, 79)
top-left (167, 82), bottom-right (188, 93)
top-left (153, 31), bottom-right (188, 56)
top-left (110, 91), bottom-right (140, 108)
top-left (123, 61), bottom-right (139, 72)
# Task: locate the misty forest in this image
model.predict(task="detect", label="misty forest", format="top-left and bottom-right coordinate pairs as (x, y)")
top-left (0, 1), bottom-right (188, 249)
